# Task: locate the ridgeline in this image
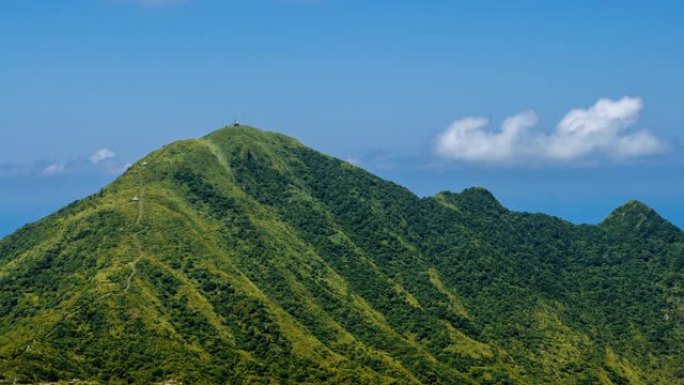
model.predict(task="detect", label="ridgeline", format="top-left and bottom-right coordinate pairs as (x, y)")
top-left (0, 126), bottom-right (682, 384)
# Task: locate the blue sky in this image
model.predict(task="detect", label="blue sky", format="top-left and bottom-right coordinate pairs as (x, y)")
top-left (1, 0), bottom-right (683, 236)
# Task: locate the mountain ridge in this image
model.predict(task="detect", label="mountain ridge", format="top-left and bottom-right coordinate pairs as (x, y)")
top-left (0, 125), bottom-right (682, 384)
top-left (2, 125), bottom-right (678, 242)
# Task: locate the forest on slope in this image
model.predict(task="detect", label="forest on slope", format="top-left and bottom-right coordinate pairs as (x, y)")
top-left (0, 126), bottom-right (682, 384)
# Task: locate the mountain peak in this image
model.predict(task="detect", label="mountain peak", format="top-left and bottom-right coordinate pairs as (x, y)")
top-left (619, 199), bottom-right (651, 211)
top-left (604, 200), bottom-right (658, 221)
top-left (206, 124), bottom-right (265, 137)
top-left (200, 124), bottom-right (308, 163)
top-left (205, 124), bottom-right (300, 145)
top-left (600, 200), bottom-right (680, 235)
top-left (435, 186), bottom-right (506, 215)
top-left (460, 186), bottom-right (498, 201)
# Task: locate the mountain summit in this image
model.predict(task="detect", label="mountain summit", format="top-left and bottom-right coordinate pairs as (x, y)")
top-left (600, 200), bottom-right (680, 238)
top-left (0, 126), bottom-right (682, 384)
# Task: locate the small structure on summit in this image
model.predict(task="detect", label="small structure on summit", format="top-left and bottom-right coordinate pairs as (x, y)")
top-left (233, 119), bottom-right (240, 127)
top-left (131, 196), bottom-right (140, 203)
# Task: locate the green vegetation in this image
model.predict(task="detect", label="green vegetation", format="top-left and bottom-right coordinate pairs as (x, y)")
top-left (0, 125), bottom-right (682, 384)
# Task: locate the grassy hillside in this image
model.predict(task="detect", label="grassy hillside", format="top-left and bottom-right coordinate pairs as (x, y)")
top-left (0, 125), bottom-right (682, 384)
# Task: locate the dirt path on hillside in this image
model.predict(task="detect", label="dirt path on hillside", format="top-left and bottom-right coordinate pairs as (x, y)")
top-left (20, 157), bottom-right (154, 354)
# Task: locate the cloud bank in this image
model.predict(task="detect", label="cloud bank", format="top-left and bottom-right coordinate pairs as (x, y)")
top-left (435, 97), bottom-right (665, 164)
top-left (1, 148), bottom-right (129, 178)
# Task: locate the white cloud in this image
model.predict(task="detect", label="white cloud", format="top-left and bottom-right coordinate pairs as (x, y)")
top-left (89, 148), bottom-right (116, 165)
top-left (435, 112), bottom-right (538, 162)
top-left (615, 131), bottom-right (664, 157)
top-left (435, 97), bottom-right (665, 164)
top-left (544, 97), bottom-right (664, 160)
top-left (42, 164), bottom-right (65, 176)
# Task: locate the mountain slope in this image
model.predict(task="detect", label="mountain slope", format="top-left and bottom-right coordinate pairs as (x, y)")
top-left (0, 126), bottom-right (682, 384)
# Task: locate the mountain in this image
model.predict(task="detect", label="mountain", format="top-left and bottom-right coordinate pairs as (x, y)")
top-left (0, 126), bottom-right (682, 385)
top-left (600, 200), bottom-right (681, 239)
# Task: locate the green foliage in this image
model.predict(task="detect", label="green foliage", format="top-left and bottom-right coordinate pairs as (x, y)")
top-left (0, 125), bottom-right (682, 384)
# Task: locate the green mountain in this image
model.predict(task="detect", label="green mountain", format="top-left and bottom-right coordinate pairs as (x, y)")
top-left (0, 126), bottom-right (682, 385)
